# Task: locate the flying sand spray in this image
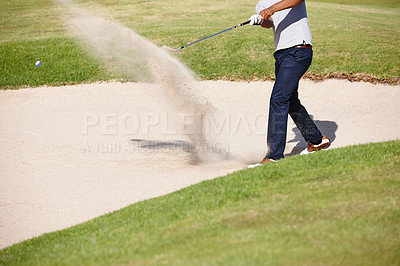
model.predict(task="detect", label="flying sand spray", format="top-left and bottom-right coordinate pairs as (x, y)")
top-left (58, 0), bottom-right (235, 163)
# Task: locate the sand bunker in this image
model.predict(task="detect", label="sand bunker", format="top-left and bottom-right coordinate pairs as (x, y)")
top-left (0, 79), bottom-right (399, 249)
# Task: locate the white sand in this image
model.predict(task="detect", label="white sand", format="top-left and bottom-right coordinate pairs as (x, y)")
top-left (0, 79), bottom-right (399, 249)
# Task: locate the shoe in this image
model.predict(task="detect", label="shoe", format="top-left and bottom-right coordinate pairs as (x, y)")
top-left (248, 158), bottom-right (276, 168)
top-left (300, 136), bottom-right (331, 155)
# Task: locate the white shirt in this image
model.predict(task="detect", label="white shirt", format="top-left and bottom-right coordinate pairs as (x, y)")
top-left (256, 0), bottom-right (312, 51)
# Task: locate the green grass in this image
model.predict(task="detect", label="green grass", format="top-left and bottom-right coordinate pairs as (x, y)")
top-left (0, 0), bottom-right (64, 43)
top-left (309, 0), bottom-right (400, 8)
top-left (1, 0), bottom-right (399, 88)
top-left (308, 2), bottom-right (400, 81)
top-left (76, 0), bottom-right (400, 82)
top-left (1, 140), bottom-right (399, 265)
top-left (0, 0), bottom-right (119, 88)
top-left (0, 38), bottom-right (112, 88)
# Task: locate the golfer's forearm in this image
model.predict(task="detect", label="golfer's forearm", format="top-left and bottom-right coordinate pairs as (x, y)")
top-left (270, 0), bottom-right (304, 13)
top-left (260, 0), bottom-right (304, 20)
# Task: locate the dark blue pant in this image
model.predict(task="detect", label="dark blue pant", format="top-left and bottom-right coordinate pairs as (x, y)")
top-left (265, 47), bottom-right (323, 160)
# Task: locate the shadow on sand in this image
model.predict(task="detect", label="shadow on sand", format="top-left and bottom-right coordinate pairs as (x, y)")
top-left (130, 139), bottom-right (232, 164)
top-left (131, 139), bottom-right (202, 164)
top-left (287, 119), bottom-right (338, 156)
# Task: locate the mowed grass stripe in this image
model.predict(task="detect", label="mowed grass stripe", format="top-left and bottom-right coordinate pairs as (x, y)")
top-left (0, 0), bottom-right (65, 43)
top-left (307, 1), bottom-right (400, 81)
top-left (1, 141), bottom-right (399, 265)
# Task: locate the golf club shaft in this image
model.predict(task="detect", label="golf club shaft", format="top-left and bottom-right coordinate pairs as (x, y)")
top-left (172, 20), bottom-right (250, 52)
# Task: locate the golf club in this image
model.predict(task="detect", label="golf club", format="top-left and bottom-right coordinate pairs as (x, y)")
top-left (172, 20), bottom-right (251, 52)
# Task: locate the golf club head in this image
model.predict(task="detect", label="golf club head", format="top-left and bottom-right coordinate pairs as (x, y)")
top-left (161, 45), bottom-right (174, 51)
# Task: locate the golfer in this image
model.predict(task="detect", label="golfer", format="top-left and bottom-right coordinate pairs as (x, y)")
top-left (248, 0), bottom-right (330, 167)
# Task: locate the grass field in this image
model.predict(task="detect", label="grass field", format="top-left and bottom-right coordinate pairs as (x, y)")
top-left (0, 0), bottom-right (399, 88)
top-left (0, 140), bottom-right (399, 264)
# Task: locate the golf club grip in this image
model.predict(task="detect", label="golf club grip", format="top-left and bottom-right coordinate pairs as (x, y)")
top-left (240, 20), bottom-right (251, 26)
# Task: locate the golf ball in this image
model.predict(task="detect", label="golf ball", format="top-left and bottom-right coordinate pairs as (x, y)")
top-left (35, 61), bottom-right (41, 67)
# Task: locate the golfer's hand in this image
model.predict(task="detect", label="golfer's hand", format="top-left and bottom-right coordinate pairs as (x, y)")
top-left (259, 7), bottom-right (275, 21)
top-left (249, 14), bottom-right (263, 25)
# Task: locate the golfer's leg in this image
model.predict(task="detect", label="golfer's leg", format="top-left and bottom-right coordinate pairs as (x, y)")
top-left (266, 48), bottom-right (317, 160)
top-left (266, 84), bottom-right (289, 160)
top-left (266, 66), bottom-right (299, 160)
top-left (289, 91), bottom-right (323, 144)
